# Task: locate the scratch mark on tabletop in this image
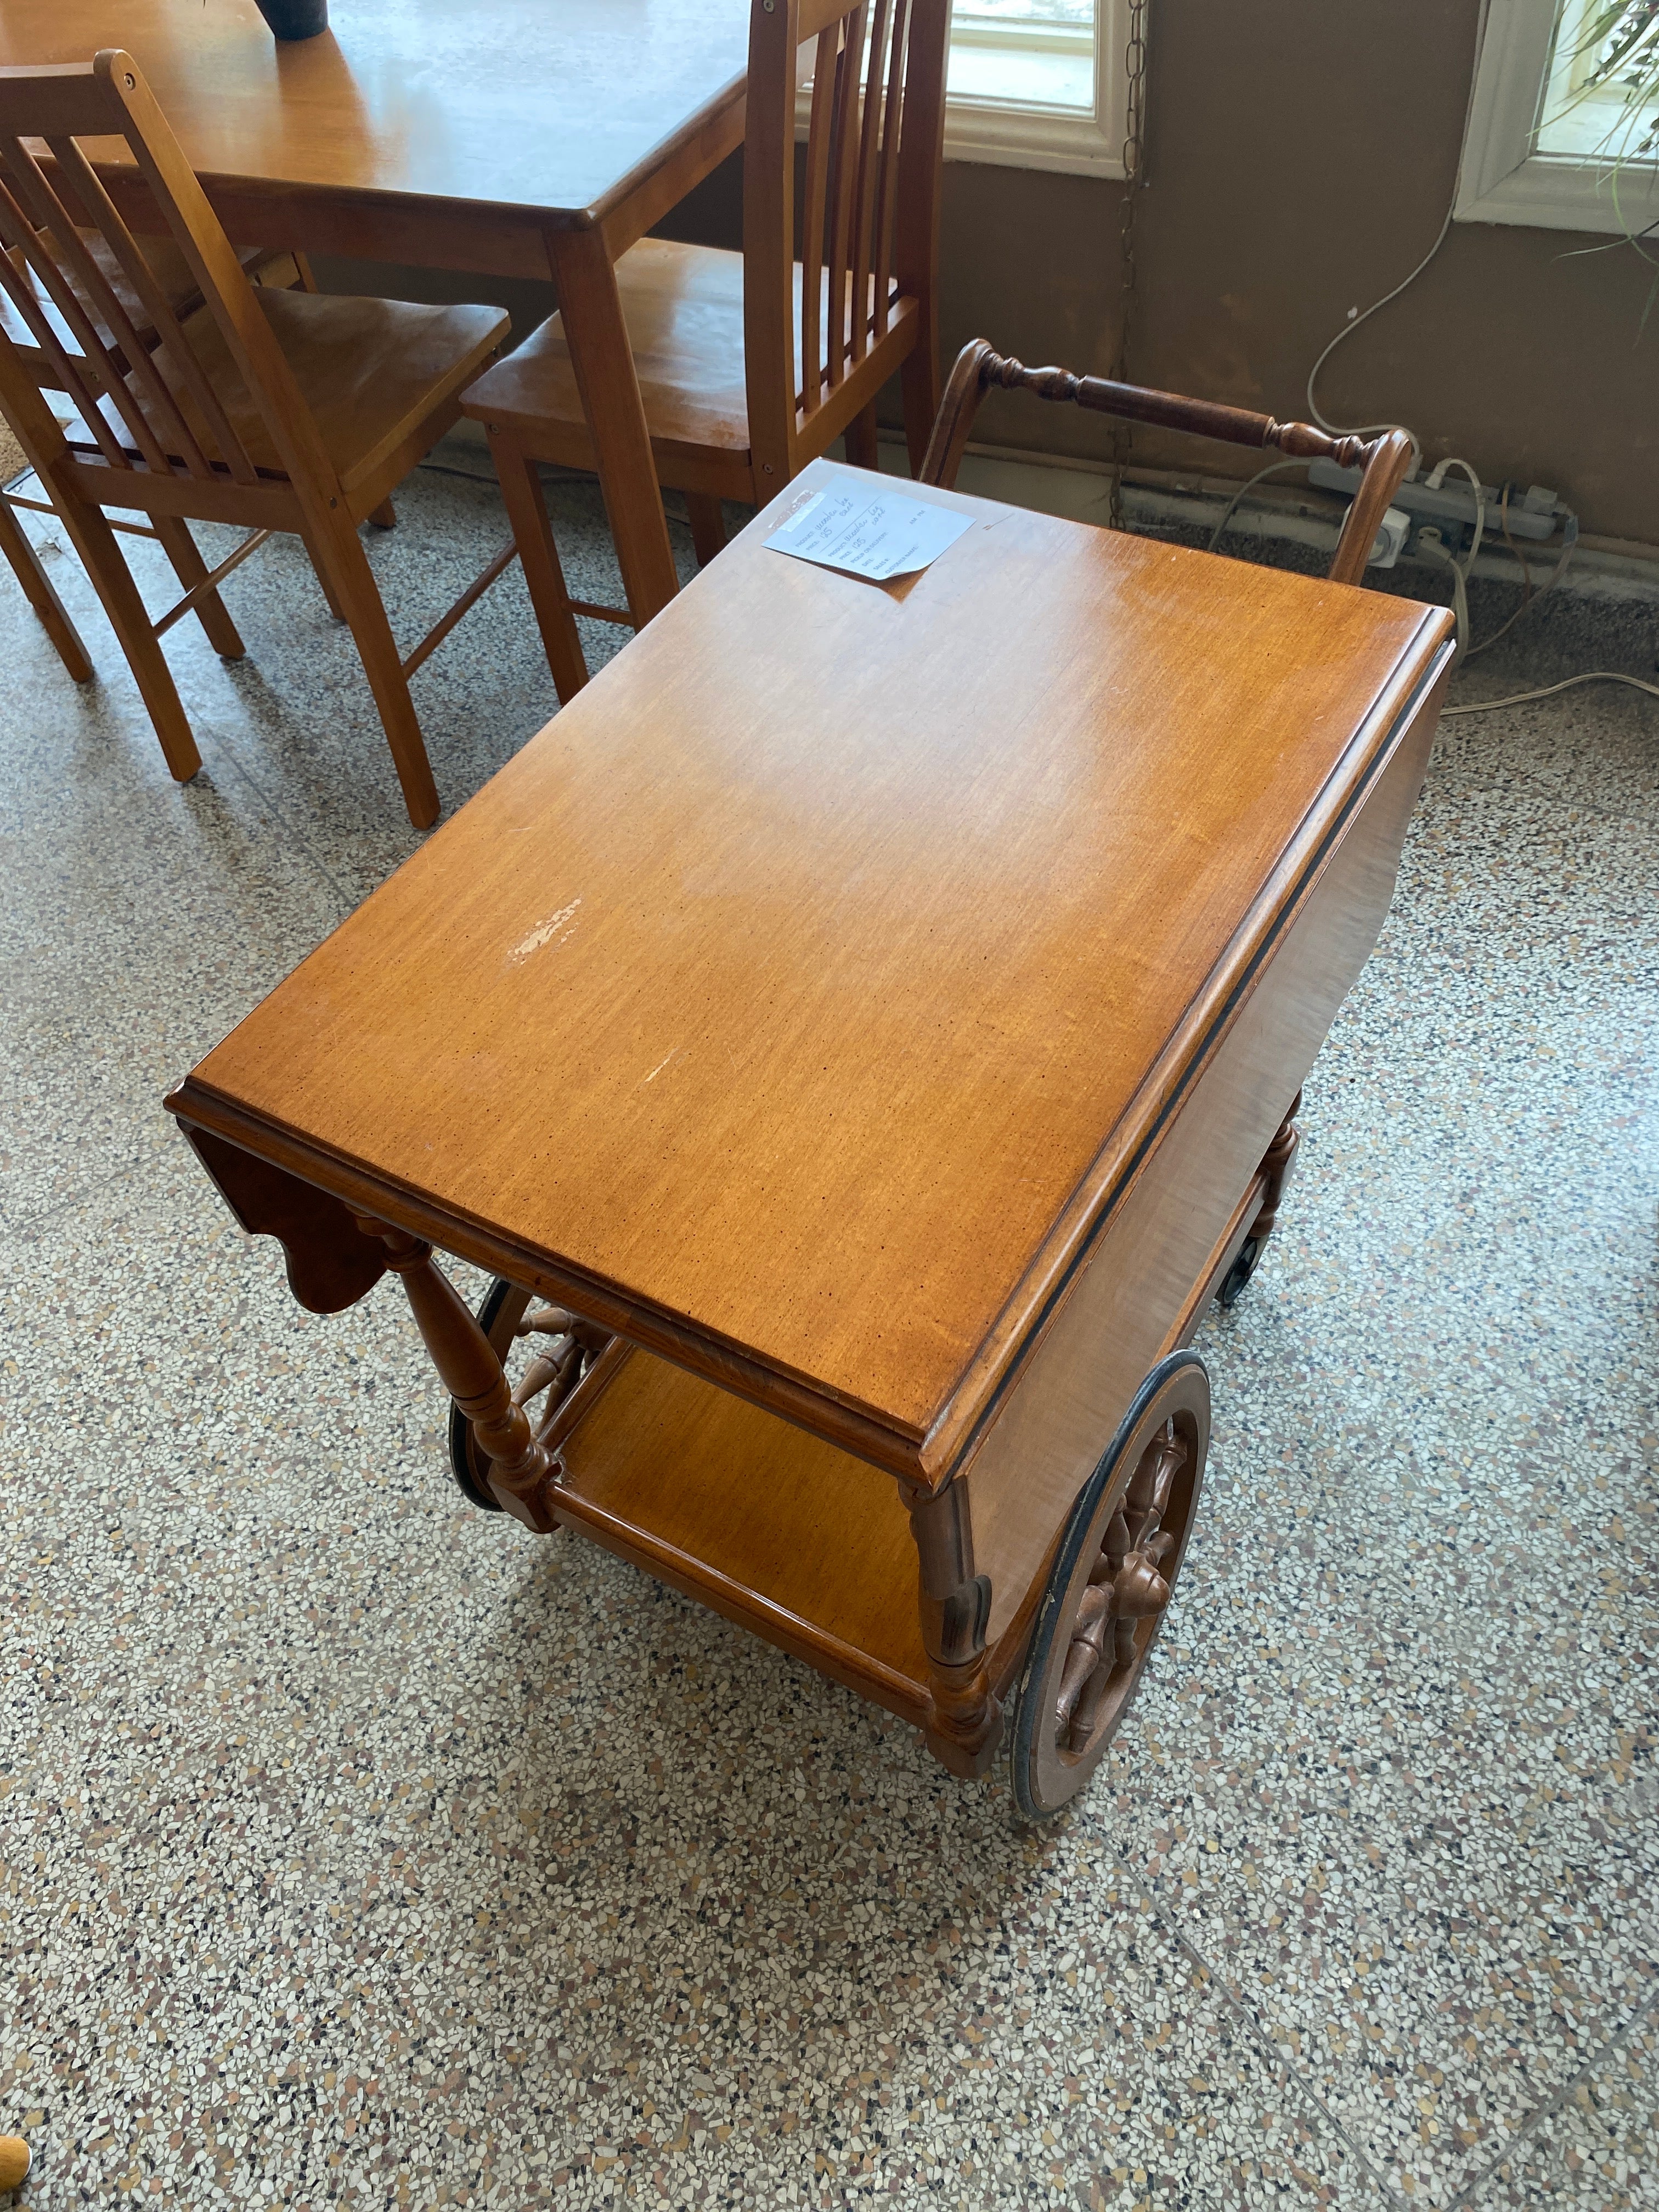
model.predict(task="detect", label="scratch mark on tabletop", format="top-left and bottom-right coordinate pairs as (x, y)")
top-left (642, 1050), bottom-right (678, 1086)
top-left (507, 897), bottom-right (582, 964)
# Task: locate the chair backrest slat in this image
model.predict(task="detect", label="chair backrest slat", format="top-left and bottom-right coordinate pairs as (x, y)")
top-left (0, 178), bottom-right (138, 468)
top-left (847, 0), bottom-right (892, 369)
top-left (46, 132), bottom-right (258, 483)
top-left (821, 7), bottom-right (865, 396)
top-left (0, 52), bottom-right (344, 503)
top-left (870, 0), bottom-right (910, 342)
top-left (797, 34), bottom-right (838, 420)
top-left (2, 139), bottom-right (216, 476)
top-left (742, 0), bottom-right (946, 479)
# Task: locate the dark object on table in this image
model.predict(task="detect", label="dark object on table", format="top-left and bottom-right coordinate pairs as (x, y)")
top-left (252, 0), bottom-right (329, 40)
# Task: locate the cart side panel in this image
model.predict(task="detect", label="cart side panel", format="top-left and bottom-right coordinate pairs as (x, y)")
top-left (966, 668), bottom-right (1446, 1658)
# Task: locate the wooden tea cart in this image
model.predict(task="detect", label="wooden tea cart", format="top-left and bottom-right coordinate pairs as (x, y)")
top-left (166, 458), bottom-right (1453, 1818)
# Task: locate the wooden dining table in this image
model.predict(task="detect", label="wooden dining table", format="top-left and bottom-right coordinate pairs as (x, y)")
top-left (0, 0), bottom-right (751, 623)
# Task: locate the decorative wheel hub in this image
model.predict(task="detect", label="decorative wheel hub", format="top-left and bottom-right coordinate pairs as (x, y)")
top-left (1011, 1351), bottom-right (1210, 1821)
top-left (1052, 1419), bottom-right (1185, 1758)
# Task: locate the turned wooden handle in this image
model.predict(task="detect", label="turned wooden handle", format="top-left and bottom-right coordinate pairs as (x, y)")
top-left (920, 341), bottom-right (1413, 588)
top-left (0, 2136), bottom-right (32, 2191)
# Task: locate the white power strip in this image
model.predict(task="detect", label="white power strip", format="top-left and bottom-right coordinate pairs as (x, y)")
top-left (1307, 458), bottom-right (1566, 544)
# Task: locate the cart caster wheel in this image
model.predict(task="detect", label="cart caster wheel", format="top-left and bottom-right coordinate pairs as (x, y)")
top-left (1009, 1350), bottom-right (1210, 1822)
top-left (1216, 1234), bottom-right (1261, 1310)
top-left (446, 1277), bottom-right (608, 1513)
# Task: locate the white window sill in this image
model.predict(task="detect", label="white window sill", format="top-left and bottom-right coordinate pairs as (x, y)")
top-left (800, 7), bottom-right (1124, 180)
top-left (944, 92), bottom-right (1121, 176)
top-left (1454, 146), bottom-right (1659, 232)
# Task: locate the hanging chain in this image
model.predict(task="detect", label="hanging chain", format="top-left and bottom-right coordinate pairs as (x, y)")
top-left (1107, 0), bottom-right (1148, 531)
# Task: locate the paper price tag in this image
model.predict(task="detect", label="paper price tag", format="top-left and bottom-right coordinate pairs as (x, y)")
top-left (765, 472), bottom-right (973, 583)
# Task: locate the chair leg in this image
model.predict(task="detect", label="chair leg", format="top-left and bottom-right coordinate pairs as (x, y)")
top-left (368, 499), bottom-right (397, 529)
top-left (843, 405), bottom-right (881, 472)
top-left (50, 495), bottom-right (200, 780)
top-left (0, 493), bottom-right (93, 683)
top-left (314, 559), bottom-right (346, 620)
top-left (153, 516), bottom-right (246, 659)
top-left (684, 493), bottom-right (726, 569)
top-left (488, 432), bottom-right (590, 704)
top-left (900, 345), bottom-right (942, 478)
top-left (302, 514), bottom-right (440, 830)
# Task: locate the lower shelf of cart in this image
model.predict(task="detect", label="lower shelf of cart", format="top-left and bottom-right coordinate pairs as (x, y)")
top-left (551, 1348), bottom-right (935, 1724)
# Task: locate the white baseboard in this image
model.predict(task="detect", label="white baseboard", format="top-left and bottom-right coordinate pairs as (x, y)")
top-left (874, 430), bottom-right (1659, 606)
top-left (436, 418), bottom-right (1659, 607)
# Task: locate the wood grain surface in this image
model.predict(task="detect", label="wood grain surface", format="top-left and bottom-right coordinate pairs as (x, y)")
top-left (172, 458), bottom-right (1452, 1482)
top-left (0, 0), bottom-right (749, 244)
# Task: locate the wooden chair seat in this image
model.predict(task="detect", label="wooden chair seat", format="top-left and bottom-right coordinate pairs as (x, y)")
top-left (0, 50), bottom-right (518, 825)
top-left (453, 0), bottom-right (949, 700)
top-left (465, 238), bottom-right (905, 498)
top-left (1, 233), bottom-right (289, 377)
top-left (56, 287), bottom-right (506, 506)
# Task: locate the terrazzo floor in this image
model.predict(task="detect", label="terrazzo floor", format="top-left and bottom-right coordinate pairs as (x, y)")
top-left (1, 439), bottom-right (1655, 2211)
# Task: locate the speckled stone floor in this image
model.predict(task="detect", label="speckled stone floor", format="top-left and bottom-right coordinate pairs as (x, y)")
top-left (1, 437), bottom-right (1655, 2211)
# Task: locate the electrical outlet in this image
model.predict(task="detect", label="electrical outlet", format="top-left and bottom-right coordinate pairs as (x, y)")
top-left (1367, 506), bottom-right (1410, 569)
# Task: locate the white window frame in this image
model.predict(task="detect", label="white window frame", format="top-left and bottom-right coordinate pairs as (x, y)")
top-left (943, 0), bottom-right (1130, 176)
top-left (1455, 0), bottom-right (1659, 231)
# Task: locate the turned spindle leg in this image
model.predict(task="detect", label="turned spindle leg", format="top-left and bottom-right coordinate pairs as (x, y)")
top-left (1218, 1091), bottom-right (1304, 1311)
top-left (1251, 1089), bottom-right (1301, 1249)
top-left (903, 1476), bottom-right (1003, 1778)
top-left (356, 1218), bottom-right (560, 1532)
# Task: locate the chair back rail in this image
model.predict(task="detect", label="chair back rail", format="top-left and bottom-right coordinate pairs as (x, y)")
top-left (0, 53), bottom-right (337, 500)
top-left (746, 0), bottom-right (945, 480)
top-left (921, 339), bottom-right (1414, 588)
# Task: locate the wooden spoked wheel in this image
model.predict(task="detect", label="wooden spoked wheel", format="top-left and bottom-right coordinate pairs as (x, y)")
top-left (1009, 1351), bottom-right (1210, 1821)
top-left (445, 1277), bottom-right (607, 1511)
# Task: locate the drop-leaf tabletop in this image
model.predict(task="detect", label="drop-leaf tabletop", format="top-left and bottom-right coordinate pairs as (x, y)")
top-left (167, 459), bottom-right (1454, 1819)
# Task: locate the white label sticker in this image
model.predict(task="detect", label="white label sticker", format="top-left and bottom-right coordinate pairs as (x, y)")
top-left (765, 471), bottom-right (973, 583)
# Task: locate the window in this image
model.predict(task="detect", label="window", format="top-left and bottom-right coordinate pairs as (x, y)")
top-left (943, 0), bottom-right (1132, 176)
top-left (1455, 0), bottom-right (1659, 230)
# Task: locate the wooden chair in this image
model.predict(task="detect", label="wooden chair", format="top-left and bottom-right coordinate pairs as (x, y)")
top-left (1, 237), bottom-right (309, 685)
top-left (0, 53), bottom-right (512, 827)
top-left (459, 0), bottom-right (950, 699)
top-left (919, 340), bottom-right (1415, 586)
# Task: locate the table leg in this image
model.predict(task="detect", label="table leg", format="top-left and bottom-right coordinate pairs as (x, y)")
top-left (543, 224), bottom-right (680, 629)
top-left (904, 1476), bottom-right (1003, 1779)
top-left (355, 1217), bottom-right (561, 1535)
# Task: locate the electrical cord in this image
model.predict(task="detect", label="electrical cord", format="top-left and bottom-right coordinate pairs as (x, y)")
top-left (1296, 0), bottom-right (1587, 666)
top-left (1304, 0), bottom-right (1490, 455)
top-left (1464, 515), bottom-right (1579, 658)
top-left (1205, 460), bottom-right (1311, 554)
top-left (1304, 207), bottom-right (1452, 462)
top-left (1442, 669), bottom-right (1659, 715)
top-left (1425, 455), bottom-right (1486, 571)
top-left (1415, 528), bottom-right (1470, 663)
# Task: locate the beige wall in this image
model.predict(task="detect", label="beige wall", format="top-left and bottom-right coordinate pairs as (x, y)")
top-left (928, 0), bottom-right (1656, 541)
top-left (321, 0), bottom-right (1657, 540)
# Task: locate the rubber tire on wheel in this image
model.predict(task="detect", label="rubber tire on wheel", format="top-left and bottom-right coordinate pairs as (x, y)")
top-left (1009, 1350), bottom-right (1211, 1822)
top-left (445, 1276), bottom-right (531, 1511)
top-left (1216, 1233), bottom-right (1261, 1310)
